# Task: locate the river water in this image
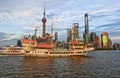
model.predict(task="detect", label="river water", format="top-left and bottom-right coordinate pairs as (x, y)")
top-left (0, 51), bottom-right (120, 78)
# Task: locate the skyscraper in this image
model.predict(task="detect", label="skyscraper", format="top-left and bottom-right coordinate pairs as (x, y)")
top-left (83, 33), bottom-right (89, 44)
top-left (67, 28), bottom-right (71, 42)
top-left (42, 3), bottom-right (47, 37)
top-left (85, 13), bottom-right (89, 35)
top-left (84, 13), bottom-right (90, 45)
top-left (72, 23), bottom-right (75, 40)
top-left (94, 36), bottom-right (101, 49)
top-left (74, 23), bottom-right (79, 39)
top-left (55, 32), bottom-right (58, 42)
top-left (71, 23), bottom-right (79, 40)
top-left (108, 39), bottom-right (112, 49)
top-left (90, 32), bottom-right (96, 42)
top-left (101, 32), bottom-right (109, 49)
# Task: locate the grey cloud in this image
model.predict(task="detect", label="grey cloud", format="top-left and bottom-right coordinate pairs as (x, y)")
top-left (90, 14), bottom-right (110, 19)
top-left (0, 10), bottom-right (14, 23)
top-left (34, 18), bottom-right (41, 22)
top-left (96, 21), bottom-right (120, 28)
top-left (115, 9), bottom-right (120, 13)
top-left (92, 21), bottom-right (120, 32)
top-left (0, 32), bottom-right (18, 42)
top-left (109, 31), bottom-right (120, 37)
top-left (108, 18), bottom-right (120, 23)
top-left (0, 39), bottom-right (17, 47)
top-left (0, 32), bottom-right (7, 39)
top-left (47, 12), bottom-right (57, 19)
top-left (0, 10), bottom-right (14, 16)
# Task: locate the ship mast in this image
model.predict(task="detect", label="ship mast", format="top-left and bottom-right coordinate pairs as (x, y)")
top-left (50, 18), bottom-right (54, 44)
top-left (51, 18), bottom-right (54, 36)
top-left (34, 23), bottom-right (38, 45)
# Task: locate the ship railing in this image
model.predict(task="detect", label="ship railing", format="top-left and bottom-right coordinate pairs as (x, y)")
top-left (50, 51), bottom-right (72, 54)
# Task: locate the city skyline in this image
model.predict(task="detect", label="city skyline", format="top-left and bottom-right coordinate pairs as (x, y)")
top-left (0, 0), bottom-right (120, 43)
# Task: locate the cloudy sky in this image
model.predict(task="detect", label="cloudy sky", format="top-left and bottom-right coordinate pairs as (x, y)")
top-left (0, 0), bottom-right (120, 42)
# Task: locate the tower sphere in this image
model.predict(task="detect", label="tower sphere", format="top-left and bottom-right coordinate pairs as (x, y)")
top-left (42, 18), bottom-right (47, 22)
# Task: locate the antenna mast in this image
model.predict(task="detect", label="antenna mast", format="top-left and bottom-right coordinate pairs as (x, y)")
top-left (34, 23), bottom-right (38, 45)
top-left (51, 18), bottom-right (54, 36)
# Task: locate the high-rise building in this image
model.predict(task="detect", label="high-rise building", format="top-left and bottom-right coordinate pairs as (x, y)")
top-left (55, 32), bottom-right (58, 42)
top-left (101, 32), bottom-right (109, 49)
top-left (42, 3), bottom-right (47, 37)
top-left (67, 28), bottom-right (71, 42)
top-left (74, 23), bottom-right (79, 39)
top-left (84, 13), bottom-right (90, 45)
top-left (85, 13), bottom-right (89, 35)
top-left (72, 23), bottom-right (75, 40)
top-left (108, 39), bottom-right (112, 49)
top-left (94, 36), bottom-right (101, 49)
top-left (90, 32), bottom-right (96, 42)
top-left (71, 23), bottom-right (79, 40)
top-left (83, 33), bottom-right (89, 44)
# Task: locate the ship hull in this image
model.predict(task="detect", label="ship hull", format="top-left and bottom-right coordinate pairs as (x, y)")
top-left (24, 51), bottom-right (87, 57)
top-left (0, 52), bottom-right (24, 55)
top-left (0, 46), bottom-right (24, 55)
top-left (25, 53), bottom-right (87, 57)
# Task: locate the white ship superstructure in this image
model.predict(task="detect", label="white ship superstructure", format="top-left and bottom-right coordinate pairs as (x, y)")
top-left (0, 45), bottom-right (24, 55)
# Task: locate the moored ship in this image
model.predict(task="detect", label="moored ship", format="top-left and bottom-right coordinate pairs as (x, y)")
top-left (21, 38), bottom-right (88, 57)
top-left (0, 45), bottom-right (24, 55)
top-left (21, 37), bottom-right (88, 57)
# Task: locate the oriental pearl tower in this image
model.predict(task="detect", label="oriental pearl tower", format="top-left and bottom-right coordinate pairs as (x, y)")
top-left (42, 4), bottom-right (47, 37)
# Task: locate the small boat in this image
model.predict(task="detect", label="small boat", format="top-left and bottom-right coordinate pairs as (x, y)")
top-left (0, 45), bottom-right (24, 55)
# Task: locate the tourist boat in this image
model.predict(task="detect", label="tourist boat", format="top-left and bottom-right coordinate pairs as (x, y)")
top-left (21, 36), bottom-right (90, 57)
top-left (0, 45), bottom-right (24, 55)
top-left (20, 23), bottom-right (94, 57)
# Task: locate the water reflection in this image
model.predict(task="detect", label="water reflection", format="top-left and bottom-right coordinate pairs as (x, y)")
top-left (20, 58), bottom-right (53, 78)
top-left (20, 56), bottom-right (89, 78)
top-left (0, 51), bottom-right (120, 78)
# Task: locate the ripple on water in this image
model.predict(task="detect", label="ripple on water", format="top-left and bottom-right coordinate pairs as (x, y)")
top-left (0, 51), bottom-right (120, 78)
